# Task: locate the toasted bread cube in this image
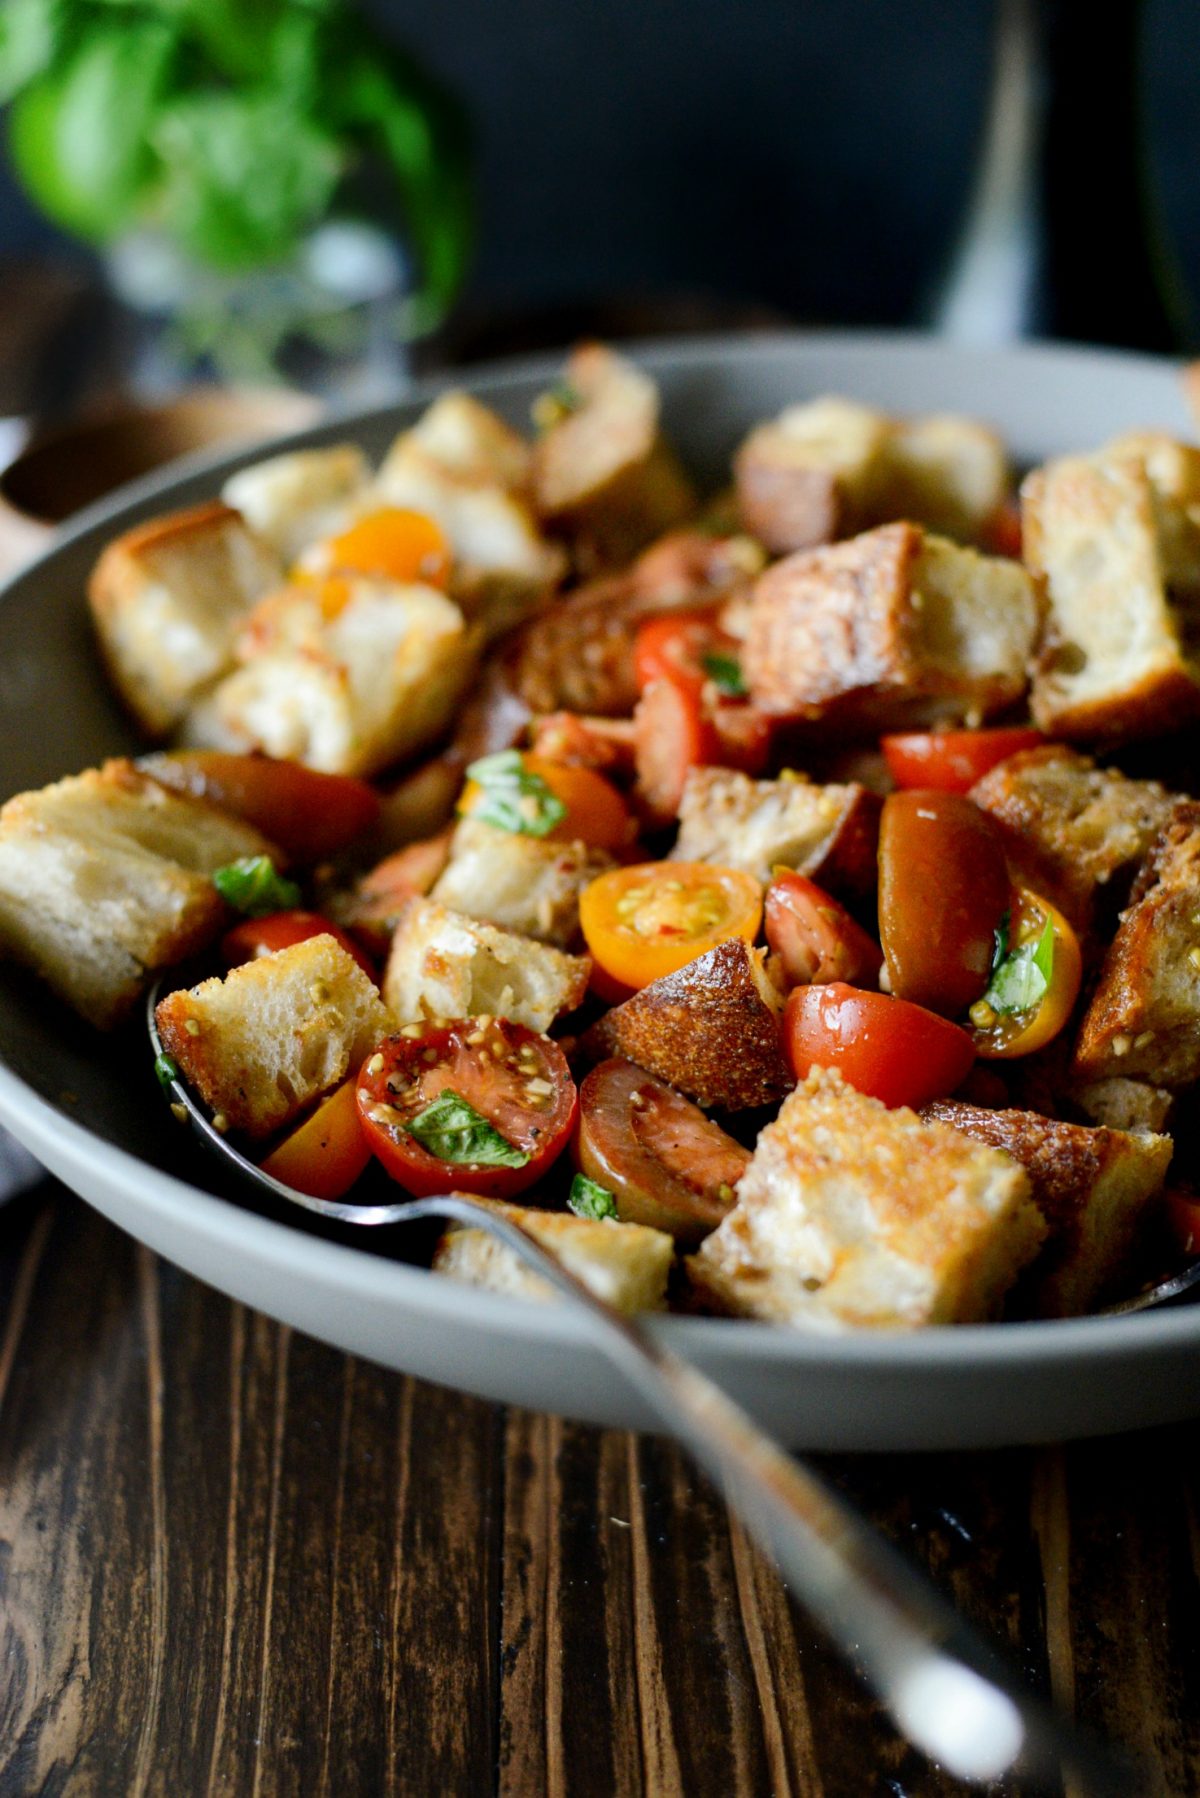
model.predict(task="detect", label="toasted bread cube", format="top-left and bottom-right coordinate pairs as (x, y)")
top-left (586, 938), bottom-right (791, 1111)
top-left (88, 503), bottom-right (282, 738)
top-left (199, 577), bottom-right (481, 777)
top-left (221, 445), bottom-right (371, 565)
top-left (1069, 1075), bottom-right (1175, 1136)
top-left (530, 344), bottom-right (695, 572)
top-left (881, 414), bottom-right (1009, 542)
top-left (1024, 444), bottom-right (1200, 742)
top-left (970, 745), bottom-right (1175, 932)
top-left (688, 1069), bottom-right (1045, 1329)
top-left (734, 397), bottom-right (893, 554)
top-left (743, 523), bottom-right (1039, 730)
top-left (432, 1197), bottom-right (673, 1314)
top-left (1073, 801), bottom-right (1200, 1087)
top-left (383, 896), bottom-right (590, 1031)
top-left (670, 767), bottom-right (880, 894)
top-left (432, 818), bottom-right (613, 948)
top-left (0, 760), bottom-right (276, 1028)
top-left (156, 934), bottom-right (390, 1139)
top-left (923, 1100), bottom-right (1171, 1316)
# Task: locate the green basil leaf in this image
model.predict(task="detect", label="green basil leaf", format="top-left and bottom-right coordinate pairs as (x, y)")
top-left (153, 1051), bottom-right (180, 1093)
top-left (405, 1089), bottom-right (530, 1168)
top-left (0, 0), bottom-right (64, 104)
top-left (568, 1173), bottom-right (618, 1221)
top-left (463, 749), bottom-right (567, 838)
top-left (212, 856), bottom-right (302, 917)
top-left (982, 911), bottom-right (1053, 1017)
top-left (701, 651), bottom-right (747, 697)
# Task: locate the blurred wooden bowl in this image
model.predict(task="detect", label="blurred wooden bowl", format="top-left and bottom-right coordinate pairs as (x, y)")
top-left (0, 387), bottom-right (322, 574)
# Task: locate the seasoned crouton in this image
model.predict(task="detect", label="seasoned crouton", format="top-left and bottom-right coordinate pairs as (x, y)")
top-left (222, 445), bottom-right (371, 564)
top-left (197, 577), bottom-right (481, 778)
top-left (970, 745), bottom-right (1175, 932)
top-left (670, 767), bottom-right (881, 894)
top-left (0, 760), bottom-right (276, 1028)
top-left (156, 934), bottom-right (390, 1139)
top-left (1073, 800), bottom-right (1200, 1086)
top-left (530, 343), bottom-right (696, 572)
top-left (882, 414), bottom-right (1009, 543)
top-left (1024, 443), bottom-right (1200, 742)
top-left (432, 1196), bottom-right (674, 1314)
top-left (923, 1100), bottom-right (1172, 1316)
top-left (88, 502), bottom-right (282, 738)
top-left (742, 523), bottom-right (1039, 731)
top-left (432, 818), bottom-right (613, 948)
top-left (384, 390), bottom-right (532, 492)
top-left (734, 397), bottom-right (893, 554)
top-left (688, 1069), bottom-right (1045, 1329)
top-left (383, 896), bottom-right (589, 1031)
top-left (585, 938), bottom-right (791, 1111)
top-left (1069, 1076), bottom-right (1175, 1136)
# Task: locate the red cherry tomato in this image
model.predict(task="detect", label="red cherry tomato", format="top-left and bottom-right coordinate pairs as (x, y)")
top-left (221, 910), bottom-right (377, 982)
top-left (981, 499), bottom-right (1023, 560)
top-left (260, 1080), bottom-right (371, 1199)
top-left (765, 871), bottom-right (883, 989)
top-left (356, 1018), bottom-right (577, 1199)
top-left (137, 750), bottom-right (380, 861)
top-left (1165, 1189), bottom-right (1200, 1259)
top-left (881, 729), bottom-right (1046, 796)
top-left (633, 675), bottom-right (721, 819)
top-left (783, 982), bottom-right (975, 1109)
top-left (633, 611), bottom-right (735, 694)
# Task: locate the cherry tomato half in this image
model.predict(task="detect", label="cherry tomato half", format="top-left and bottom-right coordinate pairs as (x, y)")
top-left (784, 982), bottom-right (976, 1109)
top-left (967, 888), bottom-right (1083, 1060)
top-left (575, 1059), bottom-right (748, 1246)
top-left (878, 789), bottom-right (1011, 1017)
top-left (356, 1018), bottom-right (577, 1199)
top-left (1165, 1189), bottom-right (1200, 1259)
top-left (580, 861), bottom-right (763, 991)
top-left (260, 1080), bottom-right (371, 1199)
top-left (221, 910), bottom-right (377, 982)
top-left (633, 675), bottom-right (720, 820)
top-left (459, 752), bottom-right (634, 852)
top-left (764, 870), bottom-right (883, 989)
top-left (137, 750), bottom-right (380, 863)
top-left (325, 507), bottom-right (451, 587)
top-left (881, 728), bottom-right (1046, 795)
top-left (633, 610), bottom-right (738, 694)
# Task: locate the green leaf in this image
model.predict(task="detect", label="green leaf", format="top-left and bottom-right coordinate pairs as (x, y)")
top-left (0, 0), bottom-right (64, 105)
top-left (152, 90), bottom-right (343, 269)
top-left (463, 750), bottom-right (567, 839)
top-left (7, 21), bottom-right (176, 239)
top-left (404, 1089), bottom-right (529, 1169)
top-left (154, 1052), bottom-right (180, 1093)
top-left (982, 911), bottom-right (1054, 1016)
top-left (212, 856), bottom-right (301, 917)
top-left (568, 1174), bottom-right (618, 1221)
top-left (701, 652), bottom-right (747, 697)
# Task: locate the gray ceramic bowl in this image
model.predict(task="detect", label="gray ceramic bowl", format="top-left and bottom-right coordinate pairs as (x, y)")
top-left (2, 332), bottom-right (1198, 1450)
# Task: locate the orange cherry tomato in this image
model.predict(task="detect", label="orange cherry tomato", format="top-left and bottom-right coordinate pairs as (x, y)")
top-left (783, 983), bottom-right (975, 1109)
top-left (878, 789), bottom-right (1011, 1017)
top-left (136, 750), bottom-right (380, 862)
top-left (221, 910), bottom-right (377, 982)
top-left (764, 870), bottom-right (883, 989)
top-left (881, 728), bottom-right (1046, 795)
top-left (326, 507), bottom-right (451, 587)
top-left (260, 1080), bottom-right (371, 1199)
top-left (967, 888), bottom-right (1082, 1060)
top-left (459, 752), bottom-right (634, 852)
top-left (580, 861), bottom-right (763, 991)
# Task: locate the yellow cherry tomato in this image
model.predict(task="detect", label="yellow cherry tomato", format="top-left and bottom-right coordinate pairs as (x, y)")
top-left (460, 753), bottom-right (634, 852)
top-left (579, 862), bottom-right (763, 991)
top-left (967, 888), bottom-right (1083, 1059)
top-left (260, 1080), bottom-right (371, 1199)
top-left (326, 508), bottom-right (451, 587)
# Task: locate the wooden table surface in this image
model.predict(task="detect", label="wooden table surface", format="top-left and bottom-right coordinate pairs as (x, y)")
top-left (1, 1181), bottom-right (1197, 1798)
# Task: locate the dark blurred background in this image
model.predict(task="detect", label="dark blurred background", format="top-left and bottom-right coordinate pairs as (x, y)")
top-left (1, 0), bottom-right (1196, 339)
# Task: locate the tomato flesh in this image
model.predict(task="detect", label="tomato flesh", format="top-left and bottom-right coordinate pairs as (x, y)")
top-left (137, 750), bottom-right (380, 862)
top-left (356, 1018), bottom-right (577, 1199)
top-left (878, 789), bottom-right (1011, 1017)
top-left (221, 910), bottom-right (377, 981)
top-left (881, 729), bottom-right (1045, 796)
top-left (765, 871), bottom-right (882, 989)
top-left (580, 861), bottom-right (763, 991)
top-left (784, 982), bottom-right (975, 1109)
top-left (260, 1081), bottom-right (371, 1199)
top-left (575, 1059), bottom-right (748, 1245)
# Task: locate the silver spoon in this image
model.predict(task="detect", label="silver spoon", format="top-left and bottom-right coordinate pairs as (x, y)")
top-left (148, 985), bottom-right (1144, 1793)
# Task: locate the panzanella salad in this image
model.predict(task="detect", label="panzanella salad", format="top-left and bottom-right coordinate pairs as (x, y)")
top-left (2, 344), bottom-right (1199, 1328)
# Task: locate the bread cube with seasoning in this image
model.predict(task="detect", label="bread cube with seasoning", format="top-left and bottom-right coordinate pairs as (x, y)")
top-left (222, 445), bottom-right (372, 565)
top-left (1072, 800), bottom-right (1200, 1087)
top-left (0, 760), bottom-right (277, 1028)
top-left (742, 522), bottom-right (1039, 731)
top-left (384, 896), bottom-right (590, 1032)
top-left (155, 933), bottom-right (391, 1139)
top-left (923, 1100), bottom-right (1172, 1316)
top-left (432, 1196), bottom-right (674, 1314)
top-left (688, 1070), bottom-right (1045, 1329)
top-left (1024, 437), bottom-right (1200, 742)
top-left (432, 818), bottom-right (614, 949)
top-left (88, 502), bottom-right (283, 738)
top-left (194, 576), bottom-right (482, 778)
top-left (670, 766), bottom-right (880, 894)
